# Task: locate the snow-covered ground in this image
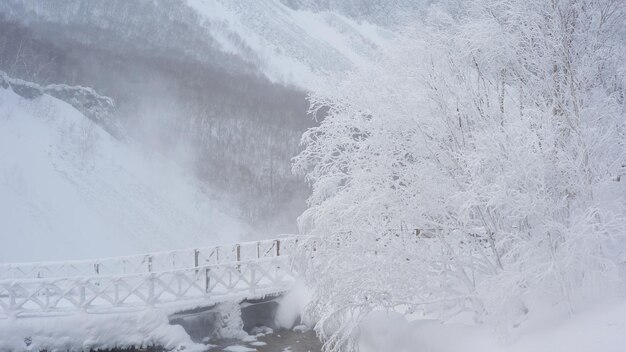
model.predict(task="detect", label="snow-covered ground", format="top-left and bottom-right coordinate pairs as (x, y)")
top-left (0, 84), bottom-right (249, 262)
top-left (360, 298), bottom-right (626, 352)
top-left (4, 293), bottom-right (623, 352)
top-left (0, 310), bottom-right (203, 352)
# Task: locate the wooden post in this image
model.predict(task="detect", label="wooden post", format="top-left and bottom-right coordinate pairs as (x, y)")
top-left (276, 240), bottom-right (281, 256)
top-left (147, 255), bottom-right (153, 272)
top-left (204, 268), bottom-right (210, 293)
top-left (194, 249), bottom-right (200, 276)
top-left (94, 263), bottom-right (100, 275)
top-left (233, 244), bottom-right (242, 273)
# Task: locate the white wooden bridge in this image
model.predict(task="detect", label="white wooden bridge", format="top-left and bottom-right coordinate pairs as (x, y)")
top-left (0, 237), bottom-right (300, 318)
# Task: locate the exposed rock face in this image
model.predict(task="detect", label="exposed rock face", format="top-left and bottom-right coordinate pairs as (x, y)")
top-left (0, 70), bottom-right (121, 138)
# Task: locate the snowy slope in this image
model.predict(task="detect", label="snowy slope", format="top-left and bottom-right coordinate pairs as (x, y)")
top-left (187, 0), bottom-right (393, 88)
top-left (0, 83), bottom-right (249, 262)
top-left (0, 0), bottom-right (393, 90)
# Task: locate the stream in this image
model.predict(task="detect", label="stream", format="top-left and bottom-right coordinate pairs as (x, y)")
top-left (209, 328), bottom-right (322, 352)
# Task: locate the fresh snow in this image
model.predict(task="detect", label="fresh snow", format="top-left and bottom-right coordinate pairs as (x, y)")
top-left (0, 309), bottom-right (204, 352)
top-left (359, 298), bottom-right (626, 352)
top-left (186, 0), bottom-right (392, 89)
top-left (0, 85), bottom-right (249, 262)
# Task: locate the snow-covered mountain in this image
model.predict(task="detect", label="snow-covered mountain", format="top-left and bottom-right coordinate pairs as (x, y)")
top-left (0, 0), bottom-right (398, 240)
top-left (0, 73), bottom-right (249, 262)
top-left (186, 0), bottom-right (392, 87)
top-left (0, 0), bottom-right (393, 89)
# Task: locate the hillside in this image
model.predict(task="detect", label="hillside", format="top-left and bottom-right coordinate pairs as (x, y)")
top-left (0, 74), bottom-right (249, 262)
top-left (0, 0), bottom-right (396, 234)
top-left (186, 0), bottom-right (392, 88)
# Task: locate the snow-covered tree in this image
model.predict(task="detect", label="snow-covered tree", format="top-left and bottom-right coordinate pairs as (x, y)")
top-left (293, 0), bottom-right (626, 350)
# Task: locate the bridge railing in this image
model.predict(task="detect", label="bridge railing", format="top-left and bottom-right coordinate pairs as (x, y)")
top-left (0, 237), bottom-right (301, 280)
top-left (0, 256), bottom-right (296, 318)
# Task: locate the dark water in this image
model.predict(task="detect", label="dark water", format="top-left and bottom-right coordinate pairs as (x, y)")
top-left (94, 329), bottom-right (321, 352)
top-left (166, 299), bottom-right (322, 352)
top-left (210, 329), bottom-right (322, 352)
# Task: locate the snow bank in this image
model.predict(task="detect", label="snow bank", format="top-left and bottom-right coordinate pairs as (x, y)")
top-left (359, 298), bottom-right (626, 352)
top-left (0, 310), bottom-right (203, 352)
top-left (0, 79), bottom-right (249, 262)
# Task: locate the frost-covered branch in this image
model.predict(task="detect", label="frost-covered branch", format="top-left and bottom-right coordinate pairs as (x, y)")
top-left (293, 0), bottom-right (626, 350)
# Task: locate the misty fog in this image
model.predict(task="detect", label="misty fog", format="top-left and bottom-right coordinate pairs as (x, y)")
top-left (0, 2), bottom-right (316, 237)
